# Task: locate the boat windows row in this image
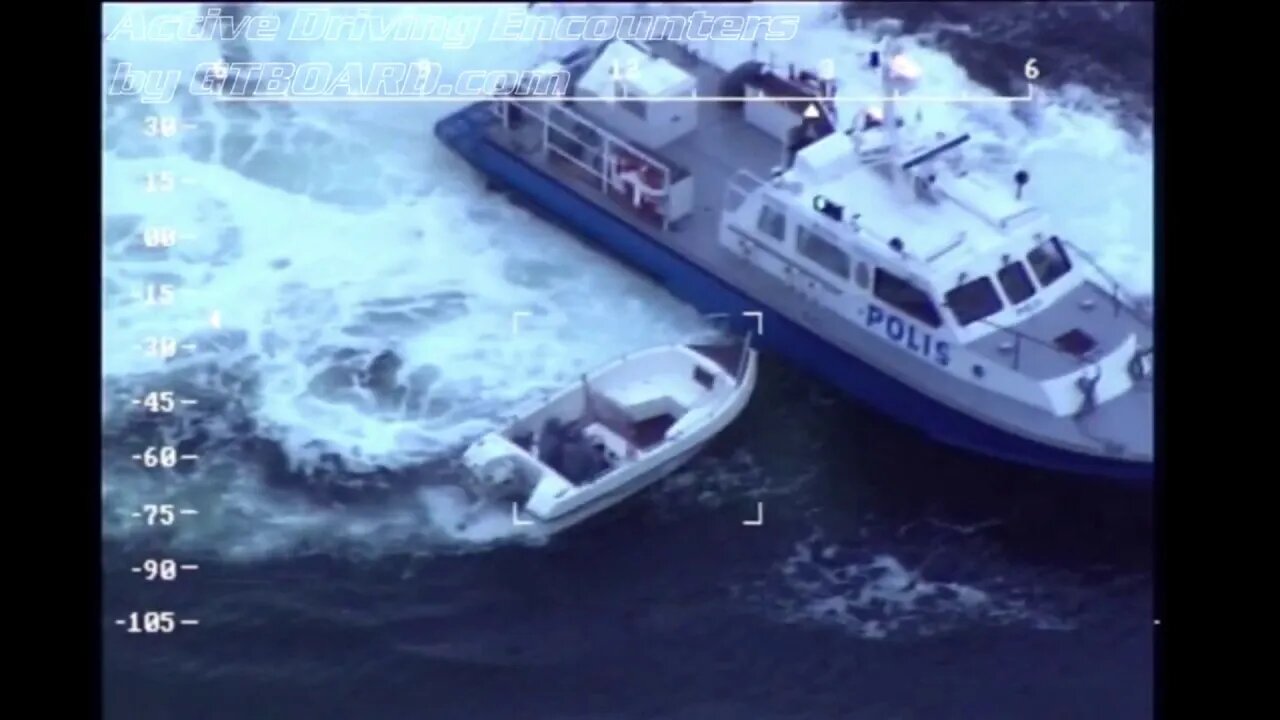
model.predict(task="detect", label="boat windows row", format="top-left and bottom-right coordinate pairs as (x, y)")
top-left (943, 236), bottom-right (1073, 327)
top-left (756, 203), bottom-right (1074, 329)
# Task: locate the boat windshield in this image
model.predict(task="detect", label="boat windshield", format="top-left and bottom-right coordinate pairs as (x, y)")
top-left (873, 268), bottom-right (942, 327)
top-left (1027, 236), bottom-right (1072, 287)
top-left (997, 261), bottom-right (1037, 304)
top-left (945, 276), bottom-right (1004, 327)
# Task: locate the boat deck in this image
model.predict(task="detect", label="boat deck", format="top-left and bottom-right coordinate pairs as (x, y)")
top-left (968, 281), bottom-right (1143, 379)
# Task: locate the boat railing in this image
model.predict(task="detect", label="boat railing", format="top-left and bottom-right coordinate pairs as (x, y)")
top-left (488, 95), bottom-right (679, 230)
top-left (976, 320), bottom-right (1112, 417)
top-left (1059, 237), bottom-right (1153, 329)
top-left (975, 316), bottom-right (1092, 374)
top-left (969, 237), bottom-right (1153, 384)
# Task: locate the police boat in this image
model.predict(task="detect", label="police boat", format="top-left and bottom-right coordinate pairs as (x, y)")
top-left (434, 34), bottom-right (1154, 484)
top-left (460, 336), bottom-right (757, 535)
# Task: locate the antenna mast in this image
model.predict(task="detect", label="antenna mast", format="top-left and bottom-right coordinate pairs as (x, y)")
top-left (878, 35), bottom-right (922, 190)
top-left (882, 37), bottom-right (901, 163)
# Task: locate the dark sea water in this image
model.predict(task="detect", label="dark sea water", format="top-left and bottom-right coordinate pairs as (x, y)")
top-left (104, 373), bottom-right (1153, 719)
top-left (103, 3), bottom-right (1155, 718)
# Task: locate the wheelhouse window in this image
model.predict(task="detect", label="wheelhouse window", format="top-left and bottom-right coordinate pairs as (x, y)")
top-left (873, 268), bottom-right (942, 327)
top-left (1027, 236), bottom-right (1072, 287)
top-left (796, 225), bottom-right (850, 278)
top-left (945, 276), bottom-right (1004, 327)
top-left (997, 262), bottom-right (1036, 304)
top-left (757, 202), bottom-right (787, 242)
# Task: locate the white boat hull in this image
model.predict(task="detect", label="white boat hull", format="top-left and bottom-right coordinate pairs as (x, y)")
top-left (509, 442), bottom-right (704, 537)
top-left (461, 339), bottom-right (759, 537)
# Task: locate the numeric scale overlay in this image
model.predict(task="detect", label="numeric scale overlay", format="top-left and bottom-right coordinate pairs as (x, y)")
top-left (112, 97), bottom-right (213, 636)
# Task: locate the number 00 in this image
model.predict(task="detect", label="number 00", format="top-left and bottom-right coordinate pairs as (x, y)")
top-left (143, 227), bottom-right (177, 247)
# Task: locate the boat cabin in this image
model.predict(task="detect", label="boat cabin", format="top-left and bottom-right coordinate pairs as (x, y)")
top-left (575, 40), bottom-right (699, 149)
top-left (714, 39), bottom-right (1105, 354)
top-left (489, 40), bottom-right (699, 229)
top-left (727, 138), bottom-right (1084, 344)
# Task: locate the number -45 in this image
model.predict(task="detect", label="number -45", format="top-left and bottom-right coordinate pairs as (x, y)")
top-left (140, 392), bottom-right (175, 413)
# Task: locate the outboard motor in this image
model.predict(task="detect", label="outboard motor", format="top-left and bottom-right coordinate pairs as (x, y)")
top-left (477, 456), bottom-right (536, 503)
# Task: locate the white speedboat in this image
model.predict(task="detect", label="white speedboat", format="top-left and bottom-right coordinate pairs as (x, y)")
top-left (460, 335), bottom-right (757, 535)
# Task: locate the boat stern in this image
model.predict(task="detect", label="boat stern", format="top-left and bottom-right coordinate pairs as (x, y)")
top-left (460, 433), bottom-right (545, 508)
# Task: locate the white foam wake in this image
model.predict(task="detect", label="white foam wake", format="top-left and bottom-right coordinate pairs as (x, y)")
top-left (738, 530), bottom-right (1074, 639)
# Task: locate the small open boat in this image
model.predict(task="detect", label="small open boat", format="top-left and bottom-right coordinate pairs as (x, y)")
top-left (460, 334), bottom-right (758, 535)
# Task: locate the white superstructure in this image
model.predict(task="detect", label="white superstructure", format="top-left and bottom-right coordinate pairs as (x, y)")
top-left (718, 40), bottom-right (1148, 419)
top-left (576, 40), bottom-right (699, 148)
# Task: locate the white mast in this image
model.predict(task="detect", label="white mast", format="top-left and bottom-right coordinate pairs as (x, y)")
top-left (878, 37), bottom-right (922, 194)
top-left (882, 36), bottom-right (903, 177)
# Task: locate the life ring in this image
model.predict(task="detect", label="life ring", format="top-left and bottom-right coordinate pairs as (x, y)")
top-left (1128, 348), bottom-right (1154, 382)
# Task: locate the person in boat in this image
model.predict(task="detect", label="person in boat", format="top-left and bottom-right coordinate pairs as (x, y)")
top-left (536, 417), bottom-right (567, 470)
top-left (560, 432), bottom-right (606, 484)
top-left (537, 417), bottom-right (606, 484)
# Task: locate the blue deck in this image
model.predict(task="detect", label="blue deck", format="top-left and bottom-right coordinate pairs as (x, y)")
top-left (435, 103), bottom-right (1154, 487)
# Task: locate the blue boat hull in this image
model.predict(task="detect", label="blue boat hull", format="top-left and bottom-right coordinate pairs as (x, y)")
top-left (434, 103), bottom-right (1154, 487)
